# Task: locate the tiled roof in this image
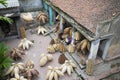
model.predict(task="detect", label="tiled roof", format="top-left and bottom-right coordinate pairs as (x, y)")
top-left (0, 0), bottom-right (19, 9)
top-left (50, 0), bottom-right (120, 33)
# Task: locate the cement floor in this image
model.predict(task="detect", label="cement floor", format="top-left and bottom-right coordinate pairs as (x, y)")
top-left (3, 29), bottom-right (78, 80)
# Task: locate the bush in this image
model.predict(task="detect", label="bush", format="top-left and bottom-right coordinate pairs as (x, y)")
top-left (0, 43), bottom-right (12, 78)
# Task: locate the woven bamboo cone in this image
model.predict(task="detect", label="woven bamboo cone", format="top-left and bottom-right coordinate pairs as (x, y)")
top-left (69, 29), bottom-right (72, 37)
top-left (20, 27), bottom-right (27, 39)
top-left (68, 44), bottom-right (75, 53)
top-left (58, 53), bottom-right (67, 64)
top-left (86, 59), bottom-right (94, 75)
top-left (59, 42), bottom-right (66, 53)
top-left (63, 27), bottom-right (72, 34)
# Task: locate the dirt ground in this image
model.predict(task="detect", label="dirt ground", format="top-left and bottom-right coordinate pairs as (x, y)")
top-left (3, 28), bottom-right (78, 80)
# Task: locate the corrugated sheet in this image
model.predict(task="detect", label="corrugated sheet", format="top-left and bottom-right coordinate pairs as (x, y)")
top-left (0, 0), bottom-right (19, 9)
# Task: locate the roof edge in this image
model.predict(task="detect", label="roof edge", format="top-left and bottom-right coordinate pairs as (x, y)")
top-left (45, 0), bottom-right (96, 41)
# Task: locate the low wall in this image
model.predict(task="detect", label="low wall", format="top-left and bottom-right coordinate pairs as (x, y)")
top-left (19, 0), bottom-right (43, 12)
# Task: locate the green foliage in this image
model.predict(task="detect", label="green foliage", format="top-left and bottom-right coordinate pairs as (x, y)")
top-left (0, 0), bottom-right (7, 7)
top-left (0, 43), bottom-right (12, 78)
top-left (0, 16), bottom-right (13, 24)
top-left (0, 0), bottom-right (13, 24)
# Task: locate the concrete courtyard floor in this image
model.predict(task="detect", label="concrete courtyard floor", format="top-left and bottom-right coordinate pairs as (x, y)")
top-left (3, 28), bottom-right (78, 80)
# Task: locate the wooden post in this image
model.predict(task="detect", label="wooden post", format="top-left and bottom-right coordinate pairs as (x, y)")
top-left (71, 27), bottom-right (74, 45)
top-left (102, 38), bottom-right (112, 60)
top-left (49, 6), bottom-right (54, 25)
top-left (88, 39), bottom-right (100, 60)
top-left (60, 16), bottom-right (63, 33)
top-left (43, 2), bottom-right (48, 12)
top-left (53, 10), bottom-right (56, 23)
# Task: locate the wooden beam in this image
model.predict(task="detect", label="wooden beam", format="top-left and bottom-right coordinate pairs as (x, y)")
top-left (43, 27), bottom-right (55, 36)
top-left (72, 53), bottom-right (86, 69)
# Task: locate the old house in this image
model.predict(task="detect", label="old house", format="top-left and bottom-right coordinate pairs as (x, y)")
top-left (0, 0), bottom-right (120, 80)
top-left (43, 0), bottom-right (120, 79)
top-left (0, 0), bottom-right (21, 40)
